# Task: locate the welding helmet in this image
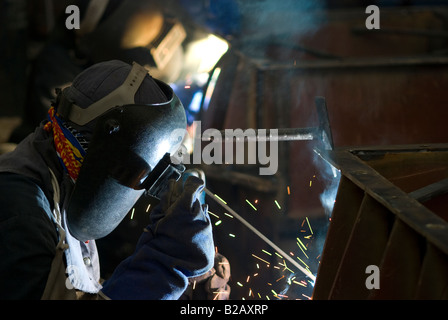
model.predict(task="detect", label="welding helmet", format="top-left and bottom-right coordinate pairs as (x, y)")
top-left (56, 60), bottom-right (186, 241)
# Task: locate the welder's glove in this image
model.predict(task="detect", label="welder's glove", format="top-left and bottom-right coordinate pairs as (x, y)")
top-left (180, 252), bottom-right (231, 300)
top-left (100, 176), bottom-right (215, 300)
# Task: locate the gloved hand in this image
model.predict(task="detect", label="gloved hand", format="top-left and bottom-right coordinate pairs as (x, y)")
top-left (100, 175), bottom-right (215, 300)
top-left (180, 169), bottom-right (206, 205)
top-left (180, 252), bottom-right (231, 300)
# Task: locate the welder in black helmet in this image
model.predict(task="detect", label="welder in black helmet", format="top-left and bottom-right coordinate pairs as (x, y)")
top-left (0, 60), bottom-right (221, 299)
top-left (10, 0), bottom-right (187, 143)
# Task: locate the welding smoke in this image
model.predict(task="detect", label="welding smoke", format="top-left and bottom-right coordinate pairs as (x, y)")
top-left (315, 151), bottom-right (340, 217)
top-left (309, 142), bottom-right (341, 236)
top-left (235, 0), bottom-right (326, 58)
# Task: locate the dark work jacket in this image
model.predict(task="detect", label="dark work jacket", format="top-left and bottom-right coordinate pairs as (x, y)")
top-left (0, 124), bottom-right (100, 299)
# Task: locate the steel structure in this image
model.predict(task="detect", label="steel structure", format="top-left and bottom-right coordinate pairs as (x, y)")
top-left (313, 144), bottom-right (448, 299)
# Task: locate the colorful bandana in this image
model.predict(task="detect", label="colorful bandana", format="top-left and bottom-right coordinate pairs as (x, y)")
top-left (44, 107), bottom-right (87, 181)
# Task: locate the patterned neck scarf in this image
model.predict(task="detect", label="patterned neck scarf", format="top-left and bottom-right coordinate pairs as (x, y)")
top-left (44, 107), bottom-right (87, 181)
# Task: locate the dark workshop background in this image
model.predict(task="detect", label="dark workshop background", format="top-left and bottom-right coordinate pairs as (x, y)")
top-left (1, 0), bottom-right (448, 300)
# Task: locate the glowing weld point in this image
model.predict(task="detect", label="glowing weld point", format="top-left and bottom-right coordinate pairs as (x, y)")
top-left (246, 199), bottom-right (257, 211)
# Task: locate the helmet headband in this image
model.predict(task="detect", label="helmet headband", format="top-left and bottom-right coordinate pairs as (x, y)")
top-left (57, 62), bottom-right (149, 126)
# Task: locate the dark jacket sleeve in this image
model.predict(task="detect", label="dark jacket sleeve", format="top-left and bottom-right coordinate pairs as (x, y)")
top-left (0, 173), bottom-right (58, 299)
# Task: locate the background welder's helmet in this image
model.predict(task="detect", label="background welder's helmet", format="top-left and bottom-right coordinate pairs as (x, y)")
top-left (76, 0), bottom-right (185, 84)
top-left (56, 60), bottom-right (187, 241)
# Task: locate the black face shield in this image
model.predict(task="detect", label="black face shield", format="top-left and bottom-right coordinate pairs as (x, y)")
top-left (57, 62), bottom-right (186, 241)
